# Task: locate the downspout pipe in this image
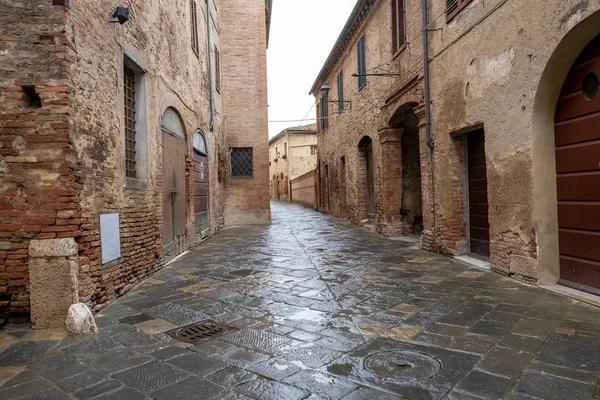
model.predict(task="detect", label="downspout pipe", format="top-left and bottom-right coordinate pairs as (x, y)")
top-left (207, 0), bottom-right (215, 130)
top-left (422, 0), bottom-right (433, 150)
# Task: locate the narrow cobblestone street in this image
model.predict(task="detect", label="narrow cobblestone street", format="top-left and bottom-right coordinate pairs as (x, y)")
top-left (1, 201), bottom-right (600, 399)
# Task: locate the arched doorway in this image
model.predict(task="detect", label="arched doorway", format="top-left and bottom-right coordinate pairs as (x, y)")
top-left (161, 107), bottom-right (187, 262)
top-left (193, 129), bottom-right (209, 237)
top-left (554, 35), bottom-right (600, 295)
top-left (358, 136), bottom-right (374, 222)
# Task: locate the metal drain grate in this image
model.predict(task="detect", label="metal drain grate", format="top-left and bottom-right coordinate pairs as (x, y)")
top-left (165, 320), bottom-right (238, 345)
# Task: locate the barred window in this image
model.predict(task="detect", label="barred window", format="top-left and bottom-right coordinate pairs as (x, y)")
top-left (191, 1), bottom-right (199, 57)
top-left (124, 65), bottom-right (137, 179)
top-left (357, 35), bottom-right (367, 90)
top-left (231, 147), bottom-right (253, 178)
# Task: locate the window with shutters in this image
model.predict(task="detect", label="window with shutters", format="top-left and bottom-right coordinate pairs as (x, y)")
top-left (230, 147), bottom-right (253, 178)
top-left (320, 91), bottom-right (329, 132)
top-left (191, 1), bottom-right (199, 57)
top-left (391, 0), bottom-right (406, 56)
top-left (215, 46), bottom-right (221, 93)
top-left (357, 35), bottom-right (367, 90)
top-left (337, 71), bottom-right (344, 113)
top-left (446, 0), bottom-right (472, 22)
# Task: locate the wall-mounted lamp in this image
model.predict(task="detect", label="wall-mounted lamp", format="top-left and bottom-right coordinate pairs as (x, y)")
top-left (320, 84), bottom-right (352, 112)
top-left (111, 7), bottom-right (130, 24)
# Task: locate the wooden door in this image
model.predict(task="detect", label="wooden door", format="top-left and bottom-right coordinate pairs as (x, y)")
top-left (467, 130), bottom-right (490, 258)
top-left (366, 142), bottom-right (375, 219)
top-left (162, 130), bottom-right (186, 261)
top-left (555, 35), bottom-right (600, 295)
top-left (192, 151), bottom-right (208, 235)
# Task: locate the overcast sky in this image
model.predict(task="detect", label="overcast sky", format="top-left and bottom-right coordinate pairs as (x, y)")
top-left (267, 1), bottom-right (357, 138)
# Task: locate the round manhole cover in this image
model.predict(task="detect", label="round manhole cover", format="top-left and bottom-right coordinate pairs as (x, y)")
top-left (364, 351), bottom-right (441, 380)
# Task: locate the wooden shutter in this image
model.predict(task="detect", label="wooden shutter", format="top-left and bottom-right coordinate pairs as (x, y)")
top-left (447, 0), bottom-right (472, 21)
top-left (392, 0), bottom-right (406, 55)
top-left (191, 1), bottom-right (199, 56)
top-left (357, 35), bottom-right (367, 89)
top-left (215, 46), bottom-right (221, 92)
top-left (337, 71), bottom-right (344, 113)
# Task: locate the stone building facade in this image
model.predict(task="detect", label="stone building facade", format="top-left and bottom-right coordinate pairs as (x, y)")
top-left (269, 124), bottom-right (317, 201)
top-left (310, 0), bottom-right (426, 237)
top-left (0, 0), bottom-right (271, 327)
top-left (313, 0), bottom-right (600, 299)
top-left (425, 0), bottom-right (600, 296)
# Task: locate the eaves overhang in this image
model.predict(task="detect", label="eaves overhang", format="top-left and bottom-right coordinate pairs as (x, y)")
top-left (309, 0), bottom-right (377, 95)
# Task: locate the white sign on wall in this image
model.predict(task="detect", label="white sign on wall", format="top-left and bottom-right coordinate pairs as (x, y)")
top-left (100, 213), bottom-right (121, 264)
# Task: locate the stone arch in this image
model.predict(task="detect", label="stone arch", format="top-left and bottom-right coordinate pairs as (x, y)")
top-left (532, 10), bottom-right (600, 284)
top-left (161, 107), bottom-right (187, 139)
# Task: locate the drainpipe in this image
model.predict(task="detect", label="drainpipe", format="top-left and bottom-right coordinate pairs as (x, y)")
top-left (207, 0), bottom-right (215, 130)
top-left (422, 0), bottom-right (433, 150)
top-left (422, 0), bottom-right (438, 247)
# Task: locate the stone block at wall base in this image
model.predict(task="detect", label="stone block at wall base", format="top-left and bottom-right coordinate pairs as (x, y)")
top-left (510, 255), bottom-right (540, 281)
top-left (29, 238), bottom-right (79, 330)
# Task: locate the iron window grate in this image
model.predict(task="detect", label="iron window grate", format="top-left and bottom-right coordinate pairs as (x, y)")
top-left (231, 147), bottom-right (254, 178)
top-left (124, 65), bottom-right (137, 179)
top-left (165, 320), bottom-right (238, 345)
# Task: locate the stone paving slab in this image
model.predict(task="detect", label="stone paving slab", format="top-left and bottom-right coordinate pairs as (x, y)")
top-left (1, 201), bottom-right (600, 399)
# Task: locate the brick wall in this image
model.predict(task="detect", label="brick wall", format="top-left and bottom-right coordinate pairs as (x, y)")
top-left (220, 0), bottom-right (271, 225)
top-left (0, 1), bottom-right (75, 324)
top-left (291, 171), bottom-right (317, 209)
top-left (0, 0), bottom-right (243, 323)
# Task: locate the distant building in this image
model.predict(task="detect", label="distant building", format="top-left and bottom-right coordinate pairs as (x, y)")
top-left (269, 124), bottom-right (317, 202)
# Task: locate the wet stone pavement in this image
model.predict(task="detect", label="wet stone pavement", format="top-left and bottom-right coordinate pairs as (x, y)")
top-left (1, 201), bottom-right (600, 399)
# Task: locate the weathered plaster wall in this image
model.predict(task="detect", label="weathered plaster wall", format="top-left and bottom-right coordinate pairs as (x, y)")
top-left (291, 171), bottom-right (317, 209)
top-left (313, 0), bottom-right (425, 235)
top-left (269, 132), bottom-right (317, 201)
top-left (426, 0), bottom-right (600, 282)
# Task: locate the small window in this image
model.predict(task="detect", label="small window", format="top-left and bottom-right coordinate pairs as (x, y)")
top-left (320, 91), bottom-right (329, 132)
top-left (446, 0), bottom-right (472, 22)
top-left (193, 129), bottom-right (207, 155)
top-left (310, 145), bottom-right (317, 156)
top-left (191, 1), bottom-right (199, 57)
top-left (337, 71), bottom-right (344, 113)
top-left (392, 0), bottom-right (406, 56)
top-left (215, 46), bottom-right (221, 93)
top-left (231, 147), bottom-right (253, 178)
top-left (123, 65), bottom-right (137, 179)
top-left (357, 35), bottom-right (367, 90)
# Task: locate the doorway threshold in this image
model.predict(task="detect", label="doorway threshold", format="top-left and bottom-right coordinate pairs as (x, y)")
top-left (540, 284), bottom-right (600, 308)
top-left (454, 255), bottom-right (491, 271)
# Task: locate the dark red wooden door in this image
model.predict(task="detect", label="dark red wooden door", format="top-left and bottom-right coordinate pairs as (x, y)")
top-left (193, 151), bottom-right (208, 235)
top-left (162, 130), bottom-right (187, 261)
top-left (468, 130), bottom-right (490, 258)
top-left (555, 35), bottom-right (600, 295)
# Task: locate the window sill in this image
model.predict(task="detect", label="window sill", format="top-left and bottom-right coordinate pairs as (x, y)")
top-left (125, 177), bottom-right (148, 191)
top-left (392, 45), bottom-right (406, 60)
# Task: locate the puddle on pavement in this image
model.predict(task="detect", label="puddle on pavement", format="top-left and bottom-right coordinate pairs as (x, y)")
top-left (287, 308), bottom-right (326, 322)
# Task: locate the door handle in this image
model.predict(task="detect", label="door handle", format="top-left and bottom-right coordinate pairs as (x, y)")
top-left (170, 189), bottom-right (178, 204)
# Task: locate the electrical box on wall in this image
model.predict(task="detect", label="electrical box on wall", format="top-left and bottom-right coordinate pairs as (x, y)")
top-left (100, 213), bottom-right (121, 264)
